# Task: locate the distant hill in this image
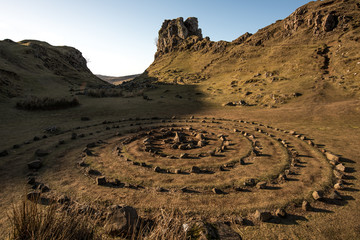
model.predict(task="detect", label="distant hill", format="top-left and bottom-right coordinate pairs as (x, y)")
top-left (0, 39), bottom-right (109, 100)
top-left (135, 0), bottom-right (360, 107)
top-left (97, 74), bottom-right (140, 85)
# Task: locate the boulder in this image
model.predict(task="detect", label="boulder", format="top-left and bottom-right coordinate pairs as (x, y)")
top-left (335, 163), bottom-right (346, 172)
top-left (105, 205), bottom-right (138, 237)
top-left (28, 160), bottom-right (42, 170)
top-left (180, 153), bottom-right (189, 159)
top-left (0, 150), bottom-right (8, 157)
top-left (275, 208), bottom-right (287, 218)
top-left (325, 152), bottom-right (340, 163)
top-left (154, 166), bottom-right (161, 173)
top-left (212, 188), bottom-right (224, 194)
top-left (334, 182), bottom-right (344, 190)
top-left (333, 169), bottom-right (344, 179)
top-left (254, 210), bottom-right (272, 222)
top-left (35, 149), bottom-right (48, 157)
top-left (312, 191), bottom-right (322, 200)
top-left (302, 200), bottom-right (311, 211)
top-left (87, 168), bottom-right (101, 176)
top-left (196, 133), bottom-right (205, 140)
top-left (244, 178), bottom-right (255, 187)
top-left (57, 194), bottom-right (70, 204)
top-left (191, 166), bottom-right (201, 173)
top-left (256, 181), bottom-right (267, 189)
top-left (96, 176), bottom-right (107, 186)
top-left (328, 190), bottom-right (342, 200)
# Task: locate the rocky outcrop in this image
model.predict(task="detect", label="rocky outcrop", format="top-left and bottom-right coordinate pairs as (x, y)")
top-left (156, 17), bottom-right (203, 58)
top-left (232, 32), bottom-right (252, 45)
top-left (284, 4), bottom-right (340, 35)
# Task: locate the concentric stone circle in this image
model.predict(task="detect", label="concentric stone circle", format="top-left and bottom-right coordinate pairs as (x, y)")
top-left (5, 115), bottom-right (349, 216)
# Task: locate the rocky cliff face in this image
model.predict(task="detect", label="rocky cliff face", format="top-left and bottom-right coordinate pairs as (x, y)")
top-left (156, 17), bottom-right (203, 58)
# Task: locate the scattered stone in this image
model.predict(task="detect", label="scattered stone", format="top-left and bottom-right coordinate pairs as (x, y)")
top-left (254, 210), bottom-right (272, 222)
top-left (27, 177), bottom-right (36, 185)
top-left (28, 160), bottom-right (42, 170)
top-left (96, 176), bottom-right (107, 186)
top-left (234, 216), bottom-right (246, 225)
top-left (196, 133), bottom-right (205, 140)
top-left (105, 205), bottom-right (138, 237)
top-left (83, 147), bottom-right (93, 156)
top-left (57, 194), bottom-right (70, 204)
top-left (256, 181), bottom-right (267, 189)
top-left (302, 200), bottom-right (311, 211)
top-left (275, 208), bottom-right (287, 218)
top-left (154, 166), bottom-right (161, 173)
top-left (278, 173), bottom-right (287, 182)
top-left (307, 140), bottom-right (314, 146)
top-left (325, 152), bottom-right (340, 163)
top-left (334, 182), bottom-right (344, 190)
top-left (0, 150), bottom-right (9, 157)
top-left (312, 191), bottom-right (322, 200)
top-left (175, 169), bottom-right (181, 174)
top-left (198, 140), bottom-right (206, 147)
top-left (329, 190), bottom-right (342, 200)
top-left (87, 168), bottom-right (102, 176)
top-left (13, 144), bottom-right (20, 149)
top-left (191, 166), bottom-right (201, 173)
top-left (35, 149), bottom-right (48, 157)
top-left (333, 169), bottom-right (344, 179)
top-left (33, 136), bottom-right (40, 141)
top-left (212, 188), bottom-right (224, 194)
top-left (39, 185), bottom-right (50, 193)
top-left (156, 187), bottom-right (168, 192)
top-left (244, 178), bottom-right (255, 187)
top-left (335, 163), bottom-right (346, 172)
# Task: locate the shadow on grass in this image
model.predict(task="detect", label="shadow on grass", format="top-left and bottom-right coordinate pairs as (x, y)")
top-left (270, 214), bottom-right (308, 225)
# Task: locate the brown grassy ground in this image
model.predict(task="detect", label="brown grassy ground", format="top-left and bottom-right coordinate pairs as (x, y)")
top-left (0, 83), bottom-right (359, 239)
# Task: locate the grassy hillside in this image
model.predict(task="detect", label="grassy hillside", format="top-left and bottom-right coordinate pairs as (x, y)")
top-left (0, 39), bottom-right (109, 100)
top-left (137, 0), bottom-right (360, 107)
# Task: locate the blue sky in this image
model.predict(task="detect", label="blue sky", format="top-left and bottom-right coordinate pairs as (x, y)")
top-left (0, 0), bottom-right (310, 76)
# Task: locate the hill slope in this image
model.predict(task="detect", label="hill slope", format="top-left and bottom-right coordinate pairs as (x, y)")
top-left (136, 0), bottom-right (360, 107)
top-left (0, 39), bottom-right (108, 99)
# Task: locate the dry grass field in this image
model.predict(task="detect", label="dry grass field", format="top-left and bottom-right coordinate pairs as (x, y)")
top-left (0, 86), bottom-right (359, 239)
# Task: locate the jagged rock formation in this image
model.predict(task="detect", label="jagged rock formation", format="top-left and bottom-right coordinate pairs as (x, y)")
top-left (155, 17), bottom-right (203, 58)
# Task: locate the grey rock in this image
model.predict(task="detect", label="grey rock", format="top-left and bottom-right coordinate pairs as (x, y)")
top-left (28, 160), bottom-right (42, 170)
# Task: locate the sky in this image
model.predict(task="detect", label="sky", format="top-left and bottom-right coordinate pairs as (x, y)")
top-left (0, 0), bottom-right (310, 76)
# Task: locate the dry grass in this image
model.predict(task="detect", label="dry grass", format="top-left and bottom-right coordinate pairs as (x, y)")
top-left (15, 96), bottom-right (80, 110)
top-left (85, 88), bottom-right (144, 98)
top-left (7, 198), bottom-right (98, 240)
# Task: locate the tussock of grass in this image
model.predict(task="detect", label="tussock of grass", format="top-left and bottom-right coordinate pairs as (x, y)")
top-left (137, 209), bottom-right (187, 240)
top-left (8, 199), bottom-right (98, 240)
top-left (15, 96), bottom-right (79, 110)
